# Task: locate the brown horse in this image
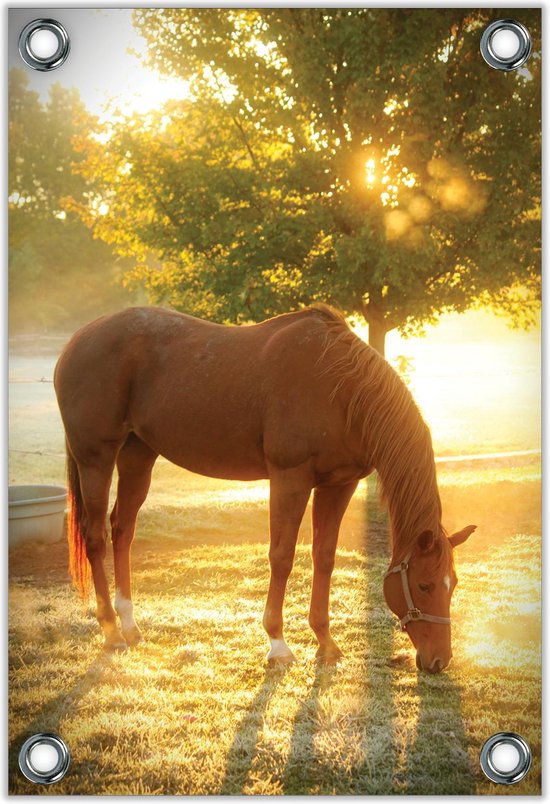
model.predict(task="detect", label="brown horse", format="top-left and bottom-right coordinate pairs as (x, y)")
top-left (54, 305), bottom-right (475, 672)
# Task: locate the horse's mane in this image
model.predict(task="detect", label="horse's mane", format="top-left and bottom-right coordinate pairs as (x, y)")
top-left (312, 305), bottom-right (449, 566)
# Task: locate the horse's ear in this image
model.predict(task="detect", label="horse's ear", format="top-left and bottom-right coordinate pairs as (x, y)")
top-left (417, 529), bottom-right (435, 552)
top-left (448, 525), bottom-right (477, 549)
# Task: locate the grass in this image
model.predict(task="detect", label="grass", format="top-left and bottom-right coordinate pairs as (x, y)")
top-left (8, 469), bottom-right (541, 795)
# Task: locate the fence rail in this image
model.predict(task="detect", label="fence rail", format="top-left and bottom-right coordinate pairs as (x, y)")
top-left (9, 447), bottom-right (542, 464)
top-left (9, 378), bottom-right (541, 465)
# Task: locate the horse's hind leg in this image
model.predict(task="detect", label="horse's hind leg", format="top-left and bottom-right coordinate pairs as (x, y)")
top-left (309, 481), bottom-right (358, 664)
top-left (77, 450), bottom-right (127, 650)
top-left (111, 434), bottom-right (157, 646)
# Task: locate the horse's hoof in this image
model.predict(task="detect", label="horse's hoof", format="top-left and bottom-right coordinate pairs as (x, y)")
top-left (267, 652), bottom-right (296, 667)
top-left (266, 637), bottom-right (296, 666)
top-left (266, 641), bottom-right (297, 666)
top-left (104, 639), bottom-right (128, 652)
top-left (123, 627), bottom-right (144, 647)
top-left (316, 646), bottom-right (343, 666)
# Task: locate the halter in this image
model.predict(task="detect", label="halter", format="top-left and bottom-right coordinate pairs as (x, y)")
top-left (384, 553), bottom-right (451, 630)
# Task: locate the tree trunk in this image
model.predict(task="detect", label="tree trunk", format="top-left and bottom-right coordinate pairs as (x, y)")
top-left (368, 318), bottom-right (388, 357)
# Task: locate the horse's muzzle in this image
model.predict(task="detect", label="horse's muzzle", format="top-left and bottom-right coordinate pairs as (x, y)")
top-left (416, 654), bottom-right (449, 673)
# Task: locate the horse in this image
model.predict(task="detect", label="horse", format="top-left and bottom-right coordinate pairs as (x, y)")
top-left (54, 305), bottom-right (475, 673)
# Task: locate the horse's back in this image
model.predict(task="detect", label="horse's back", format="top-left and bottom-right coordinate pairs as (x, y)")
top-left (55, 305), bottom-right (332, 397)
top-left (54, 306), bottom-right (347, 479)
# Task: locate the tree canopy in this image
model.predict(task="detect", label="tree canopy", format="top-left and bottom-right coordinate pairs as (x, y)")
top-left (72, 9), bottom-right (541, 353)
top-left (8, 70), bottom-right (134, 334)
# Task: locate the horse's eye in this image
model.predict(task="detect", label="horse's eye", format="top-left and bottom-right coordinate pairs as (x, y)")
top-left (418, 583), bottom-right (431, 594)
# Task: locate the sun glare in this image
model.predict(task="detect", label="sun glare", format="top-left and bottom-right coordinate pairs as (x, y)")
top-left (15, 10), bottom-right (192, 122)
top-left (363, 146), bottom-right (418, 210)
top-left (365, 158), bottom-right (377, 187)
top-left (456, 535), bottom-right (540, 670)
top-left (353, 309), bottom-right (541, 457)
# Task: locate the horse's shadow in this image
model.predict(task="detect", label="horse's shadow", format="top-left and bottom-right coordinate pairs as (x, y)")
top-left (219, 477), bottom-right (476, 794)
top-left (280, 662), bottom-right (339, 794)
top-left (363, 476), bottom-right (476, 794)
top-left (8, 650), bottom-right (113, 792)
top-left (282, 476), bottom-right (475, 794)
top-left (266, 476), bottom-right (400, 795)
top-left (403, 672), bottom-right (476, 794)
top-left (218, 664), bottom-right (288, 794)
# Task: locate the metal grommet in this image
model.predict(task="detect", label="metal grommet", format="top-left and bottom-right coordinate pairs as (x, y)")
top-left (18, 19), bottom-right (70, 72)
top-left (480, 20), bottom-right (531, 72)
top-left (480, 732), bottom-right (531, 785)
top-left (18, 733), bottom-right (70, 785)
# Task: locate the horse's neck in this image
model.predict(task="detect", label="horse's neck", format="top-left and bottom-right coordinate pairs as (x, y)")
top-left (328, 331), bottom-right (442, 555)
top-left (372, 434), bottom-right (442, 560)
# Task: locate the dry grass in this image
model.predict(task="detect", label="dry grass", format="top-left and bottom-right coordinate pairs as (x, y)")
top-left (8, 470), bottom-right (541, 795)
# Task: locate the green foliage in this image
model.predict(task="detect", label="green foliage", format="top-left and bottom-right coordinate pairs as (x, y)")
top-left (75, 10), bottom-right (540, 349)
top-left (8, 70), bottom-right (135, 334)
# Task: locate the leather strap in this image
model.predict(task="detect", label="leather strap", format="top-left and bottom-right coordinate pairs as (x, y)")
top-left (384, 554), bottom-right (451, 630)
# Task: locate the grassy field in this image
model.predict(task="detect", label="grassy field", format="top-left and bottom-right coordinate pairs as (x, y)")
top-left (8, 456), bottom-right (541, 795)
top-left (8, 347), bottom-right (541, 795)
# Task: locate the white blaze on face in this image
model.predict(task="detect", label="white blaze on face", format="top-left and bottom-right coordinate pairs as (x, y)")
top-left (114, 588), bottom-right (137, 633)
top-left (443, 574), bottom-right (451, 593)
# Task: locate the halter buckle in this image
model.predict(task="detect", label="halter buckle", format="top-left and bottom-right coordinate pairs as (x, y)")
top-left (408, 607), bottom-right (422, 621)
top-left (400, 561), bottom-right (409, 572)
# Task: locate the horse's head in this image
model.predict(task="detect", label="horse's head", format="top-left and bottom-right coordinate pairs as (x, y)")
top-left (383, 525), bottom-right (476, 673)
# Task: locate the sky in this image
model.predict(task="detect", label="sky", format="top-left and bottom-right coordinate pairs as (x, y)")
top-left (8, 8), bottom-right (189, 119)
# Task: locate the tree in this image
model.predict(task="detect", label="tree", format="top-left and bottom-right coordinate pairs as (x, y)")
top-left (8, 70), bottom-right (135, 334)
top-left (75, 9), bottom-right (541, 354)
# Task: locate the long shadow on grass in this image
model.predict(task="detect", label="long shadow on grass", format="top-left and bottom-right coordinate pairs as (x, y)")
top-left (404, 672), bottom-right (476, 794)
top-left (281, 476), bottom-right (399, 794)
top-left (8, 650), bottom-right (112, 793)
top-left (219, 665), bottom-right (288, 794)
top-left (354, 473), bottom-right (400, 794)
top-left (361, 477), bottom-right (476, 794)
top-left (281, 663), bottom-right (339, 794)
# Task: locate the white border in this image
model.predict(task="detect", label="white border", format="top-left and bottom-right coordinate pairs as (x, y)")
top-left (1, 3), bottom-right (546, 802)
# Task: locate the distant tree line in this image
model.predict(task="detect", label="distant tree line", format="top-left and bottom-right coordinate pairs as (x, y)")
top-left (8, 70), bottom-right (136, 335)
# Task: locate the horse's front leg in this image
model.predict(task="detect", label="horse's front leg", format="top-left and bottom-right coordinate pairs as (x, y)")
top-left (309, 481), bottom-right (358, 664)
top-left (263, 464), bottom-right (312, 665)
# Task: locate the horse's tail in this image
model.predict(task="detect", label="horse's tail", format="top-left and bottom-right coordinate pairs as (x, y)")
top-left (66, 444), bottom-right (91, 601)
